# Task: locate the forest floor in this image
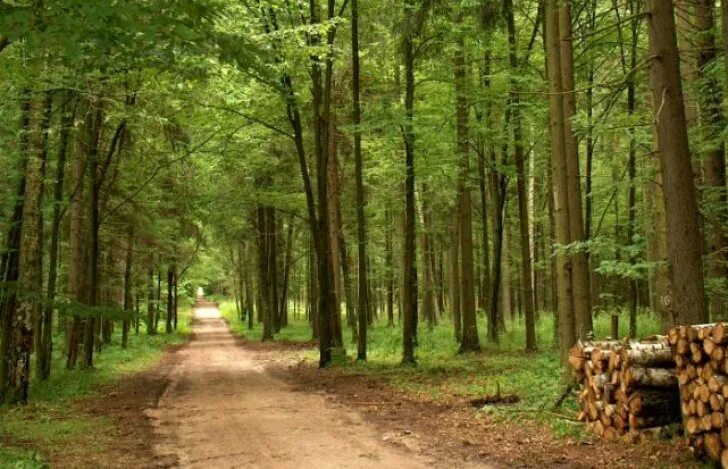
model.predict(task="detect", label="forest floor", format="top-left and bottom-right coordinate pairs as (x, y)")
top-left (10, 305), bottom-right (702, 468)
top-left (11, 302), bottom-right (701, 469)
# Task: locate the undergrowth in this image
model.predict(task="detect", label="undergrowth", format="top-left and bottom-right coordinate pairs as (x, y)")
top-left (0, 309), bottom-right (192, 468)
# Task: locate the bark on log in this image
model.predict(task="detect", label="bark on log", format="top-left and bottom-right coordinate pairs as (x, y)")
top-left (620, 366), bottom-right (678, 390)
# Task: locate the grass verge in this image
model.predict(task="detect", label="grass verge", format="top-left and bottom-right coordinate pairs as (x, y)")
top-left (0, 309), bottom-right (192, 468)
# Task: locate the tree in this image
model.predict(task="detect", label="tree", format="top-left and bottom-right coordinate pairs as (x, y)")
top-left (351, 0), bottom-right (370, 361)
top-left (645, 0), bottom-right (707, 326)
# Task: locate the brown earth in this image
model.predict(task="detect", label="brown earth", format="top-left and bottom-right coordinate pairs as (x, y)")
top-left (46, 306), bottom-right (699, 468)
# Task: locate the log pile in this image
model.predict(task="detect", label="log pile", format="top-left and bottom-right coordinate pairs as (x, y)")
top-left (669, 323), bottom-right (728, 466)
top-left (570, 337), bottom-right (681, 441)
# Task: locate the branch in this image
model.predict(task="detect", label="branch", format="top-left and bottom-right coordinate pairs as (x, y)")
top-left (199, 101), bottom-right (294, 139)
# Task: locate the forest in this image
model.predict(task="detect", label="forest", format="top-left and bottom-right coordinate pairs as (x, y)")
top-left (1, 0), bottom-right (727, 467)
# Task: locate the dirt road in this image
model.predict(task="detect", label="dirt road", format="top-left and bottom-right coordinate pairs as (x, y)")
top-left (147, 306), bottom-right (441, 468)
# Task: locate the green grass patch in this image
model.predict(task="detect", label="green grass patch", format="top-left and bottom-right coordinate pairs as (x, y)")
top-left (0, 309), bottom-right (192, 467)
top-left (220, 301), bottom-right (312, 342)
top-left (222, 300), bottom-right (663, 438)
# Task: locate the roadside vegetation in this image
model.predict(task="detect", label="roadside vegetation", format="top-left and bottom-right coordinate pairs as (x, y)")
top-left (0, 310), bottom-right (192, 467)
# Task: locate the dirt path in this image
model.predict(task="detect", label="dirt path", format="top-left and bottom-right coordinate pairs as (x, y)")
top-left (147, 306), bottom-right (455, 468)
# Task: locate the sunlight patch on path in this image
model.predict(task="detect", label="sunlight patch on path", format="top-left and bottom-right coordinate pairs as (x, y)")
top-left (192, 306), bottom-right (220, 320)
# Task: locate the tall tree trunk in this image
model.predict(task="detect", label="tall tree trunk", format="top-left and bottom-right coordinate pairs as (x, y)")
top-left (645, 0), bottom-right (707, 326)
top-left (505, 0), bottom-right (536, 351)
top-left (40, 94), bottom-right (74, 376)
top-left (82, 102), bottom-right (105, 368)
top-left (166, 267), bottom-right (174, 334)
top-left (385, 210), bottom-right (395, 327)
top-left (122, 228), bottom-right (134, 349)
top-left (450, 226), bottom-right (462, 341)
top-left (3, 90), bottom-right (50, 402)
top-left (351, 0), bottom-right (369, 360)
top-left (147, 267), bottom-right (156, 335)
top-left (66, 100), bottom-right (95, 369)
top-left (0, 104), bottom-right (28, 391)
top-left (454, 14), bottom-right (480, 353)
top-left (30, 93), bottom-right (52, 356)
top-left (695, 0), bottom-right (728, 321)
top-left (627, 1), bottom-right (639, 338)
top-left (401, 0), bottom-right (419, 364)
top-left (309, 0), bottom-right (342, 366)
top-left (559, 0), bottom-right (592, 339)
top-left (546, 0), bottom-right (576, 371)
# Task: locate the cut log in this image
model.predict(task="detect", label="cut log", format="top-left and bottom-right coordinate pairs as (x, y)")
top-left (713, 322), bottom-right (727, 344)
top-left (712, 412), bottom-right (725, 430)
top-left (676, 337), bottom-right (690, 355)
top-left (688, 399), bottom-right (697, 416)
top-left (698, 399), bottom-right (707, 417)
top-left (620, 366), bottom-right (677, 391)
top-left (710, 393), bottom-right (725, 413)
top-left (704, 338), bottom-right (717, 356)
top-left (620, 344), bottom-right (673, 368)
top-left (705, 432), bottom-right (723, 462)
top-left (711, 346), bottom-right (725, 363)
top-left (699, 384), bottom-right (712, 403)
top-left (709, 376), bottom-right (728, 394)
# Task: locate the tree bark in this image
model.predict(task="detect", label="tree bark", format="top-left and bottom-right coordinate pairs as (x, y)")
top-left (351, 0), bottom-right (369, 360)
top-left (401, 0), bottom-right (419, 364)
top-left (122, 228), bottom-right (134, 349)
top-left (38, 92), bottom-right (74, 379)
top-left (454, 14), bottom-right (480, 353)
top-left (546, 0), bottom-right (577, 371)
top-left (4, 90), bottom-right (50, 402)
top-left (645, 0), bottom-right (707, 326)
top-left (559, 0), bottom-right (592, 339)
top-left (695, 0), bottom-right (728, 321)
top-left (505, 0), bottom-right (536, 351)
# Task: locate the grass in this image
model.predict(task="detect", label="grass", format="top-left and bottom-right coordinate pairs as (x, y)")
top-left (221, 300), bottom-right (664, 438)
top-left (0, 309), bottom-right (192, 468)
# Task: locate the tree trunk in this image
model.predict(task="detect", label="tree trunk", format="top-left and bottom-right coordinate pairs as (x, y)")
top-left (401, 0), bottom-right (419, 364)
top-left (385, 210), bottom-right (395, 327)
top-left (450, 225), bottom-right (461, 341)
top-left (695, 0), bottom-right (728, 321)
top-left (281, 217), bottom-right (295, 329)
top-left (546, 0), bottom-right (577, 371)
top-left (0, 112), bottom-right (28, 392)
top-left (351, 0), bottom-right (369, 360)
top-left (39, 92), bottom-right (73, 379)
top-left (645, 0), bottom-right (707, 326)
top-left (147, 267), bottom-right (156, 335)
top-left (166, 267), bottom-right (174, 334)
top-left (4, 90), bottom-right (50, 402)
top-left (505, 0), bottom-right (536, 351)
top-left (559, 0), bottom-right (592, 339)
top-left (454, 16), bottom-right (480, 353)
top-left (122, 228), bottom-right (134, 349)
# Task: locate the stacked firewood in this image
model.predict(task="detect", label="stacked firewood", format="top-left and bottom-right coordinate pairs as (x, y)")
top-left (669, 323), bottom-right (728, 465)
top-left (570, 337), bottom-right (681, 442)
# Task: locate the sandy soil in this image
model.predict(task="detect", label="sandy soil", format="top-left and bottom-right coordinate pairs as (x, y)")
top-left (147, 306), bottom-right (460, 468)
